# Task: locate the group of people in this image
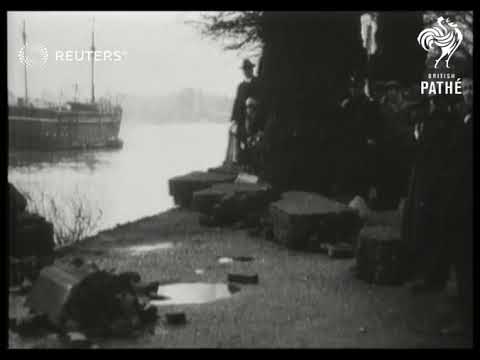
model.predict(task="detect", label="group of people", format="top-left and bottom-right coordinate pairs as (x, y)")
top-left (334, 73), bottom-right (473, 335)
top-left (225, 58), bottom-right (473, 336)
top-left (335, 76), bottom-right (418, 209)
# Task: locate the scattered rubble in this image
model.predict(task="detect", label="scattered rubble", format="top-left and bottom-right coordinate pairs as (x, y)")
top-left (10, 256), bottom-right (51, 288)
top-left (322, 242), bottom-right (355, 259)
top-left (218, 256), bottom-right (254, 264)
top-left (10, 314), bottom-right (56, 338)
top-left (218, 257), bottom-right (234, 264)
top-left (348, 195), bottom-right (371, 221)
top-left (24, 263), bottom-right (159, 339)
top-left (165, 312), bottom-right (187, 326)
top-left (227, 273), bottom-right (259, 285)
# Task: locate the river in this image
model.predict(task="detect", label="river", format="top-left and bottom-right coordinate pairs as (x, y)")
top-left (8, 122), bottom-right (230, 240)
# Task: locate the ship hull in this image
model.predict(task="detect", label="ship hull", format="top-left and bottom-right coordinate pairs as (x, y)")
top-left (9, 106), bottom-right (122, 150)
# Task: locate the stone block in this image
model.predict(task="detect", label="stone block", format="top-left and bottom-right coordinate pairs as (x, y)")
top-left (269, 191), bottom-right (362, 251)
top-left (26, 265), bottom-right (94, 326)
top-left (168, 171), bottom-right (237, 208)
top-left (355, 225), bottom-right (406, 285)
top-left (192, 182), bottom-right (274, 226)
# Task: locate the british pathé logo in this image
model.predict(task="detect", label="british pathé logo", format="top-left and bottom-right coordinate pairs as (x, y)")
top-left (417, 16), bottom-right (463, 69)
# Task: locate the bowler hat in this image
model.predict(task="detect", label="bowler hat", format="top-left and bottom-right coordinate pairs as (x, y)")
top-left (241, 59), bottom-right (255, 69)
top-left (385, 80), bottom-right (401, 90)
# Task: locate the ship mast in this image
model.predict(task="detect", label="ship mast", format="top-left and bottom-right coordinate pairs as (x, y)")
top-left (22, 20), bottom-right (28, 105)
top-left (90, 17), bottom-right (95, 104)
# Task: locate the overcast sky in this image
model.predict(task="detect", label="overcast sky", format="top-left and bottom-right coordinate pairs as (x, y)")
top-left (8, 11), bottom-right (247, 101)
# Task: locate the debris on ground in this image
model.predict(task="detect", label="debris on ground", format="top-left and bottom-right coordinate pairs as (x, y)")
top-left (218, 256), bottom-right (254, 264)
top-left (234, 172), bottom-right (259, 184)
top-left (71, 257), bottom-right (85, 268)
top-left (227, 273), bottom-right (259, 285)
top-left (61, 331), bottom-right (93, 348)
top-left (165, 312), bottom-right (187, 326)
top-left (62, 270), bottom-right (158, 338)
top-left (9, 278), bottom-right (33, 296)
top-left (10, 314), bottom-right (56, 338)
top-left (232, 256), bottom-right (254, 262)
top-left (23, 262), bottom-right (159, 339)
top-left (323, 242), bottom-right (355, 259)
top-left (348, 195), bottom-right (371, 221)
top-left (218, 257), bottom-right (234, 264)
top-left (10, 256), bottom-right (53, 289)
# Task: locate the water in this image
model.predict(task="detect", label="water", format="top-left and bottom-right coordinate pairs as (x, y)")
top-left (150, 282), bottom-right (240, 306)
top-left (8, 122), bottom-right (230, 237)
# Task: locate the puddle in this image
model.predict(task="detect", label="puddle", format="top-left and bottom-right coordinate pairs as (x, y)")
top-left (125, 242), bottom-right (175, 255)
top-left (217, 256), bottom-right (254, 264)
top-left (150, 283), bottom-right (240, 306)
top-left (218, 257), bottom-right (234, 264)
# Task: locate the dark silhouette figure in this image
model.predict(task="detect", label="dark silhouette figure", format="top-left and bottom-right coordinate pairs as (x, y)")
top-left (230, 59), bottom-right (260, 165)
top-left (377, 80), bottom-right (416, 209)
top-left (402, 76), bottom-right (473, 336)
top-left (335, 75), bottom-right (380, 199)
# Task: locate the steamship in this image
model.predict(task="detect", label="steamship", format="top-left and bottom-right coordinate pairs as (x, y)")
top-left (9, 19), bottom-right (123, 150)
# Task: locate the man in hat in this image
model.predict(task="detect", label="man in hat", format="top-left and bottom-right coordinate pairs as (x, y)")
top-left (229, 59), bottom-right (260, 166)
top-left (377, 80), bottom-right (416, 209)
top-left (335, 75), bottom-right (380, 200)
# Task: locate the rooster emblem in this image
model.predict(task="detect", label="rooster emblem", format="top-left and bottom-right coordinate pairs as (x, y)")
top-left (417, 16), bottom-right (463, 69)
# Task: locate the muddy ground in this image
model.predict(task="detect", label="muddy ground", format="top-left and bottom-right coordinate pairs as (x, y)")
top-left (9, 208), bottom-right (472, 348)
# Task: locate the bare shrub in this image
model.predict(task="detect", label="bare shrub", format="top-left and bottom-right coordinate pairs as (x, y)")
top-left (19, 187), bottom-right (103, 248)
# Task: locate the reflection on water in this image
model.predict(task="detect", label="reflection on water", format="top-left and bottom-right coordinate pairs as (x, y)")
top-left (151, 282), bottom-right (240, 306)
top-left (8, 122), bottom-right (229, 236)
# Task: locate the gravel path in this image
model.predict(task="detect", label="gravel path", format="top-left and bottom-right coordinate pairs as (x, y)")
top-left (9, 208), bottom-right (472, 348)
